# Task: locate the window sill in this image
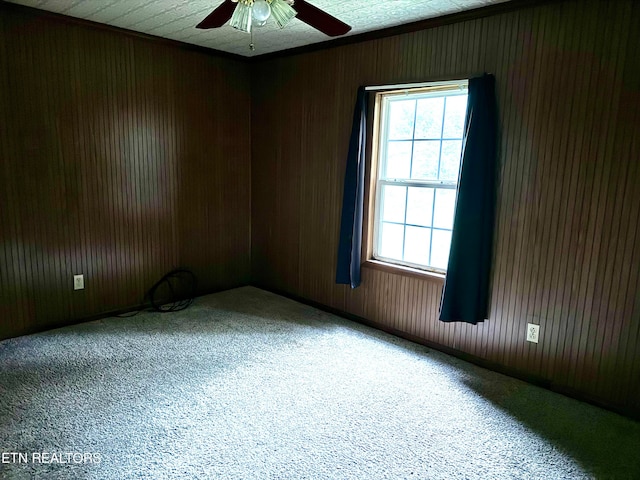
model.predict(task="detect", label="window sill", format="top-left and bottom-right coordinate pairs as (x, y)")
top-left (362, 260), bottom-right (445, 283)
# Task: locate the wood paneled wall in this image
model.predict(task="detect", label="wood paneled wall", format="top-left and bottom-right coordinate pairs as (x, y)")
top-left (251, 0), bottom-right (640, 415)
top-left (0, 6), bottom-right (251, 340)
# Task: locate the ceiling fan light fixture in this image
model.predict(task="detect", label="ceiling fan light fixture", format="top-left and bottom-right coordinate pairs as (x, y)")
top-left (252, 0), bottom-right (272, 23)
top-left (269, 0), bottom-right (297, 29)
top-left (229, 1), bottom-right (253, 33)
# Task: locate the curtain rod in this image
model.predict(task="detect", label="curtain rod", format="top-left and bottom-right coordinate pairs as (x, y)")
top-left (365, 79), bottom-right (468, 91)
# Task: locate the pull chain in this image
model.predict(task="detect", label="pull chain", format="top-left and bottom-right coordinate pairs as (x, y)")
top-left (250, 29), bottom-right (255, 51)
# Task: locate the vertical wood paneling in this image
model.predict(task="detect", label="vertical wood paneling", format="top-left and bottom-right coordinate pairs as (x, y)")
top-left (251, 0), bottom-right (640, 415)
top-left (0, 7), bottom-right (251, 339)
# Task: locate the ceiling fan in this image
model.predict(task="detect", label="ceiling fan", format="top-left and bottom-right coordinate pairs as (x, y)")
top-left (196, 0), bottom-right (352, 37)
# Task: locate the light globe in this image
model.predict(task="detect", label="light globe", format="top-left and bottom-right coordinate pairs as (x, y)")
top-left (252, 0), bottom-right (271, 22)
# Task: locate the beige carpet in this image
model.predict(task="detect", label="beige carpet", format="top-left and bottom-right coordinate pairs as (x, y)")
top-left (1, 286), bottom-right (639, 479)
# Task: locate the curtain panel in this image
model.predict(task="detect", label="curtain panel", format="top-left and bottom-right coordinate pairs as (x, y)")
top-left (440, 74), bottom-right (498, 324)
top-left (336, 86), bottom-right (368, 288)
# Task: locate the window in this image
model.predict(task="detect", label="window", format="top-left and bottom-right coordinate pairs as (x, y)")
top-left (372, 81), bottom-right (468, 273)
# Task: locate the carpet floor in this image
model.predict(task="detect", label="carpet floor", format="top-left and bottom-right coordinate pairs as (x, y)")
top-left (1, 286), bottom-right (639, 479)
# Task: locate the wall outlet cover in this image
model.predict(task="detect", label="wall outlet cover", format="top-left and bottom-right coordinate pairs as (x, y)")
top-left (526, 323), bottom-right (540, 343)
top-left (73, 274), bottom-right (84, 290)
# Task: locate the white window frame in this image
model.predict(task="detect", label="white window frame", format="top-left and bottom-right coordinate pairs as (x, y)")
top-left (371, 80), bottom-right (468, 274)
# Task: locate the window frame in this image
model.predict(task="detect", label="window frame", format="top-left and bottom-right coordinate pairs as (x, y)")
top-left (366, 80), bottom-right (469, 277)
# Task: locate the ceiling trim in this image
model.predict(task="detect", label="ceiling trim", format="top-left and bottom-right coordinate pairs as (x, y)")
top-left (250, 0), bottom-right (562, 62)
top-left (0, 0), bottom-right (247, 63)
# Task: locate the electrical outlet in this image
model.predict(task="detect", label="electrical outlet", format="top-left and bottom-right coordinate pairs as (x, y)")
top-left (526, 323), bottom-right (540, 343)
top-left (73, 274), bottom-right (84, 290)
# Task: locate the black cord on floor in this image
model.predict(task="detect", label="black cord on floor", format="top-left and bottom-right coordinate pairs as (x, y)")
top-left (148, 269), bottom-right (197, 312)
top-left (116, 269), bottom-right (198, 317)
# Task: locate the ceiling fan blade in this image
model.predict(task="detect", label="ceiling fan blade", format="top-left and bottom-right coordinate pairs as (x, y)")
top-left (292, 0), bottom-right (352, 37)
top-left (196, 0), bottom-right (236, 29)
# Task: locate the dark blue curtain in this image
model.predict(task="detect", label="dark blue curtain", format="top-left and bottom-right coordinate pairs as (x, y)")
top-left (440, 74), bottom-right (498, 324)
top-left (336, 87), bottom-right (368, 288)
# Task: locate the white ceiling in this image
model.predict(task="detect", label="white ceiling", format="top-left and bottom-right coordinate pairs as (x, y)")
top-left (6, 0), bottom-right (511, 57)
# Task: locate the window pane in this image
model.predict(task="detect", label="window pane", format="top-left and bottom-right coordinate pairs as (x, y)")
top-left (385, 141), bottom-right (412, 179)
top-left (415, 97), bottom-right (444, 139)
top-left (431, 229), bottom-right (452, 270)
top-left (411, 141), bottom-right (440, 180)
top-left (442, 95), bottom-right (468, 138)
top-left (439, 140), bottom-right (463, 181)
top-left (404, 226), bottom-right (430, 266)
top-left (379, 222), bottom-right (404, 260)
top-left (406, 187), bottom-right (433, 227)
top-left (381, 185), bottom-right (406, 223)
top-left (375, 86), bottom-right (468, 272)
top-left (388, 100), bottom-right (416, 140)
top-left (433, 189), bottom-right (456, 229)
